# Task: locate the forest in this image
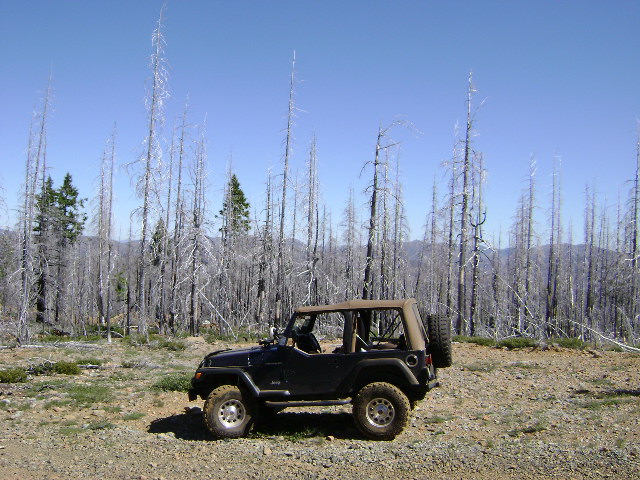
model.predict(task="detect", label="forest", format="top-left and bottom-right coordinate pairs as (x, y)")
top-left (1, 12), bottom-right (639, 349)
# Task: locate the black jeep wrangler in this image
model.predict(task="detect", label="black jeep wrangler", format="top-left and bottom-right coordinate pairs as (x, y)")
top-left (188, 298), bottom-right (452, 440)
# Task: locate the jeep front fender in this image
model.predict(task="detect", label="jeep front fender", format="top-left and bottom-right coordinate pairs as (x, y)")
top-left (190, 367), bottom-right (291, 400)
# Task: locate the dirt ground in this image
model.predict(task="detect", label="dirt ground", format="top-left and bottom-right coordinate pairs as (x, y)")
top-left (1, 338), bottom-right (639, 479)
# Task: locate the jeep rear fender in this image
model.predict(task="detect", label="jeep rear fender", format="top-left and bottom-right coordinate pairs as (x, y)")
top-left (341, 358), bottom-right (420, 394)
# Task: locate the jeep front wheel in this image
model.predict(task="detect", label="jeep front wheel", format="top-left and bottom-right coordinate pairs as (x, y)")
top-left (203, 385), bottom-right (254, 438)
top-left (352, 382), bottom-right (410, 440)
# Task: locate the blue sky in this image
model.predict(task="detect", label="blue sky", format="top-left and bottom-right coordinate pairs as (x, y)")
top-left (1, 0), bottom-right (639, 242)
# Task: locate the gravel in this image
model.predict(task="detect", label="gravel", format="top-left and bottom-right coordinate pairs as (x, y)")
top-left (1, 341), bottom-right (639, 479)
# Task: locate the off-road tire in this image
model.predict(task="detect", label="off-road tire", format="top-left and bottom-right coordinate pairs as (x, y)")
top-left (352, 382), bottom-right (410, 440)
top-left (203, 385), bottom-right (254, 438)
top-left (427, 314), bottom-right (453, 368)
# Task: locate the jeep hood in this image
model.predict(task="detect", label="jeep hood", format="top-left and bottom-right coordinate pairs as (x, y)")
top-left (200, 346), bottom-right (262, 368)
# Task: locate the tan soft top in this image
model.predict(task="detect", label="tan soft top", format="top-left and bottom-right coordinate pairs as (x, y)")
top-left (295, 298), bottom-right (416, 314)
top-left (295, 298), bottom-right (425, 350)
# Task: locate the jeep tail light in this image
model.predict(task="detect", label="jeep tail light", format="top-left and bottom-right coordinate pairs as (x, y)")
top-left (425, 355), bottom-right (433, 366)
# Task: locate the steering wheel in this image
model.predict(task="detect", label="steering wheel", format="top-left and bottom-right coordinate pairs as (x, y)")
top-left (308, 332), bottom-right (321, 353)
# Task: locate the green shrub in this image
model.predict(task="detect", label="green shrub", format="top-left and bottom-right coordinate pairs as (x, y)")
top-left (53, 361), bottom-right (81, 375)
top-left (29, 361), bottom-right (79, 376)
top-left (66, 384), bottom-right (113, 406)
top-left (205, 330), bottom-right (263, 344)
top-left (121, 360), bottom-right (141, 369)
top-left (498, 337), bottom-right (538, 350)
top-left (59, 426), bottom-right (83, 436)
top-left (507, 361), bottom-right (542, 370)
top-left (75, 357), bottom-right (104, 366)
top-left (0, 368), bottom-right (27, 383)
top-left (39, 334), bottom-right (73, 343)
top-left (551, 337), bottom-right (585, 350)
top-left (470, 336), bottom-right (496, 347)
top-left (204, 332), bottom-right (221, 344)
top-left (45, 399), bottom-right (72, 409)
top-left (152, 373), bottom-right (192, 392)
top-left (453, 335), bottom-right (497, 347)
top-left (123, 411), bottom-right (146, 421)
top-left (29, 363), bottom-right (54, 375)
top-left (155, 339), bottom-right (186, 352)
top-left (110, 326), bottom-right (125, 336)
top-left (452, 335), bottom-right (470, 343)
top-left (508, 421), bottom-right (547, 437)
top-left (424, 414), bottom-right (454, 424)
top-left (464, 361), bottom-right (498, 373)
top-left (126, 334), bottom-right (151, 346)
top-left (87, 420), bottom-right (115, 430)
top-left (82, 334), bottom-right (102, 342)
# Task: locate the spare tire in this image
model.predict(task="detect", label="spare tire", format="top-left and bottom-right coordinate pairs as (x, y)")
top-left (427, 314), bottom-right (452, 368)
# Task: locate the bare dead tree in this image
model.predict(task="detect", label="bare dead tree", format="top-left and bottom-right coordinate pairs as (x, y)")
top-left (429, 180), bottom-right (441, 312)
top-left (188, 127), bottom-right (207, 336)
top-left (469, 153), bottom-right (486, 336)
top-left (584, 183), bottom-right (597, 338)
top-left (169, 102), bottom-right (189, 334)
top-left (379, 148), bottom-right (390, 299)
top-left (275, 51), bottom-right (296, 327)
top-left (257, 170), bottom-right (274, 326)
top-left (391, 155), bottom-right (408, 299)
top-left (341, 188), bottom-right (357, 300)
top-left (96, 128), bottom-right (116, 342)
top-left (362, 124), bottom-right (400, 300)
top-left (362, 127), bottom-right (383, 300)
top-left (18, 78), bottom-right (51, 343)
top-left (156, 120), bottom-right (176, 335)
top-left (305, 135), bottom-right (319, 304)
top-left (545, 156), bottom-right (561, 336)
top-left (524, 155), bottom-right (537, 328)
top-left (630, 124), bottom-right (640, 333)
top-left (456, 72), bottom-right (477, 335)
top-left (136, 6), bottom-right (169, 339)
top-left (445, 148), bottom-right (457, 318)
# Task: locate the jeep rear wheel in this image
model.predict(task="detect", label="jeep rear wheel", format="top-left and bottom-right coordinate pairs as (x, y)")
top-left (427, 314), bottom-right (453, 368)
top-left (203, 385), bottom-right (254, 438)
top-left (352, 382), bottom-right (410, 440)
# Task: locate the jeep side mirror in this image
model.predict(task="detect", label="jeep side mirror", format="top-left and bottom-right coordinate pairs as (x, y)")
top-left (259, 326), bottom-right (280, 346)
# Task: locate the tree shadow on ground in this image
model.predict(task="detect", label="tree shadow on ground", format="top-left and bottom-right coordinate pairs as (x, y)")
top-left (148, 409), bottom-right (213, 441)
top-left (147, 410), bottom-right (360, 441)
top-left (608, 388), bottom-right (640, 397)
top-left (252, 411), bottom-right (358, 440)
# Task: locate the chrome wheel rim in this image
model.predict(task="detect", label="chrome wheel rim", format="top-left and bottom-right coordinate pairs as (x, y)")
top-left (365, 397), bottom-right (395, 427)
top-left (218, 399), bottom-right (245, 428)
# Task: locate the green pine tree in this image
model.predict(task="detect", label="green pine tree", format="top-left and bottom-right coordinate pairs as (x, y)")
top-left (55, 173), bottom-right (86, 242)
top-left (33, 173), bottom-right (86, 325)
top-left (219, 174), bottom-right (250, 237)
top-left (34, 176), bottom-right (56, 237)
